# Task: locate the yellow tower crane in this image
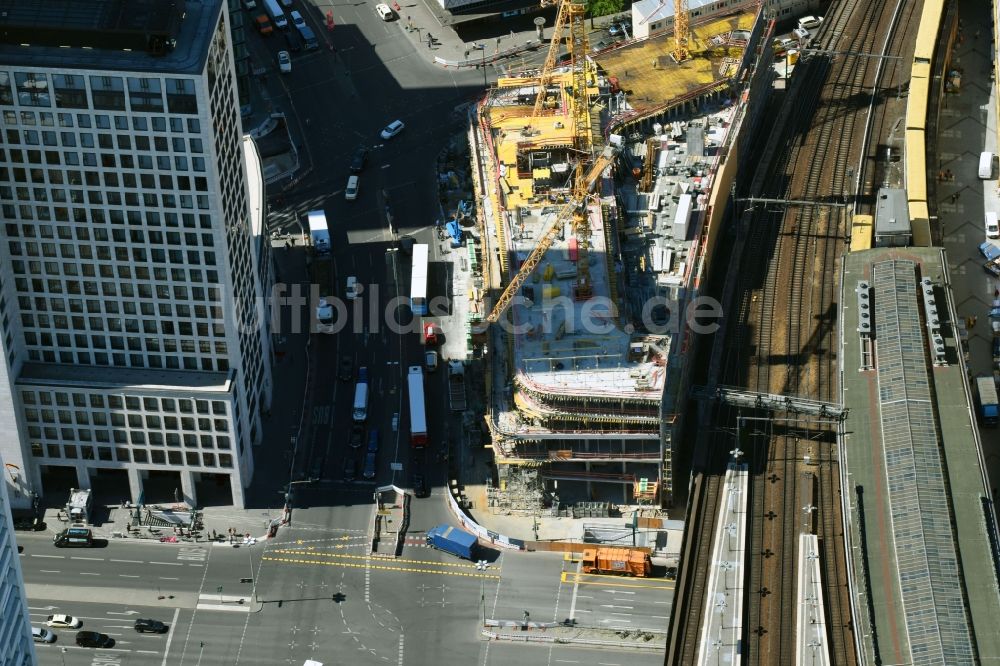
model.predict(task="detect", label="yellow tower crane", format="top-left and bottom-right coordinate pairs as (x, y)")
top-left (485, 145), bottom-right (619, 324)
top-left (637, 0), bottom-right (690, 62)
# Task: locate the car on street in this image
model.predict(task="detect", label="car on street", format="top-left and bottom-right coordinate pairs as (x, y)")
top-left (134, 619), bottom-right (168, 634)
top-left (792, 26), bottom-right (811, 43)
top-left (46, 615), bottom-right (82, 629)
top-left (422, 321), bottom-right (437, 345)
top-left (290, 10), bottom-right (306, 29)
top-left (350, 146), bottom-right (368, 173)
top-left (380, 120), bottom-right (404, 140)
top-left (367, 428), bottom-right (379, 453)
top-left (424, 350), bottom-right (438, 372)
top-left (399, 235), bottom-right (415, 254)
top-left (283, 29), bottom-right (302, 52)
top-left (255, 15), bottom-right (273, 34)
top-left (987, 211), bottom-right (1000, 238)
top-left (339, 355), bottom-right (354, 381)
top-left (242, 0), bottom-right (257, 8)
top-left (277, 51), bottom-right (292, 74)
top-left (363, 451), bottom-right (377, 479)
top-left (798, 15), bottom-right (823, 30)
top-left (350, 424), bottom-right (365, 449)
top-left (375, 3), bottom-right (395, 21)
top-left (346, 276), bottom-right (360, 299)
top-left (343, 454), bottom-right (357, 481)
top-left (345, 174), bottom-right (359, 200)
top-left (412, 473), bottom-right (428, 498)
top-left (75, 631), bottom-right (113, 648)
top-left (773, 37), bottom-right (796, 52)
top-left (32, 627), bottom-right (56, 643)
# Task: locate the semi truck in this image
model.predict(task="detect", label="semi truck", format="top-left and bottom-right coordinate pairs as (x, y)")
top-left (977, 375), bottom-right (999, 426)
top-left (408, 366), bottom-right (428, 447)
top-left (448, 361), bottom-right (467, 412)
top-left (353, 367), bottom-right (369, 422)
top-left (65, 488), bottom-right (93, 525)
top-left (426, 524), bottom-right (478, 560)
top-left (581, 547), bottom-right (652, 577)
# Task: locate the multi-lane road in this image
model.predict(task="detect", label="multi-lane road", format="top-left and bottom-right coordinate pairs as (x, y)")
top-left (22, 2), bottom-right (673, 664)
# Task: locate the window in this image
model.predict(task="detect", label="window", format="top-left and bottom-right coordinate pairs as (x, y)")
top-left (14, 73), bottom-right (51, 107)
top-left (89, 76), bottom-right (126, 110)
top-left (52, 75), bottom-right (89, 109)
top-left (0, 72), bottom-right (13, 106)
top-left (165, 79), bottom-right (198, 114)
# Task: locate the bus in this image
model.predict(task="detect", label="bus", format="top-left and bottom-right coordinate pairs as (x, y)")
top-left (407, 366), bottom-right (428, 447)
top-left (263, 0), bottom-right (288, 28)
top-left (410, 243), bottom-right (428, 316)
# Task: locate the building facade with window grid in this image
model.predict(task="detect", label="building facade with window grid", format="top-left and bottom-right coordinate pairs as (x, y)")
top-left (0, 0), bottom-right (272, 508)
top-left (0, 451), bottom-right (35, 666)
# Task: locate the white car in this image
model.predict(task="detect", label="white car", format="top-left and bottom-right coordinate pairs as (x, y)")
top-left (346, 276), bottom-right (360, 300)
top-left (345, 175), bottom-right (359, 200)
top-left (375, 3), bottom-right (394, 21)
top-left (987, 212), bottom-right (1000, 238)
top-left (277, 51), bottom-right (292, 74)
top-left (798, 15), bottom-right (823, 30)
top-left (290, 10), bottom-right (306, 29)
top-left (792, 27), bottom-right (811, 43)
top-left (380, 120), bottom-right (404, 140)
top-left (46, 615), bottom-right (82, 629)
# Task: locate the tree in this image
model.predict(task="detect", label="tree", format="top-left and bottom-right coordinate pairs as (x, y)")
top-left (587, 0), bottom-right (624, 19)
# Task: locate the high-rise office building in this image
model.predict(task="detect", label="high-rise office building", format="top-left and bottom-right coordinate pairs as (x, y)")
top-left (0, 453), bottom-right (35, 666)
top-left (0, 0), bottom-right (272, 508)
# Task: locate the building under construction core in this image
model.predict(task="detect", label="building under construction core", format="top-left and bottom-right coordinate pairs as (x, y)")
top-left (469, 6), bottom-right (773, 511)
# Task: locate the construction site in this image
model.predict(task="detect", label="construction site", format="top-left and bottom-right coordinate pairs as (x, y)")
top-left (464, 0), bottom-right (775, 514)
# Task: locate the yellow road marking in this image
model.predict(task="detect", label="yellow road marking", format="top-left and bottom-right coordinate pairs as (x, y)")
top-left (560, 571), bottom-right (675, 590)
top-left (270, 548), bottom-right (501, 572)
top-left (263, 555), bottom-right (501, 579)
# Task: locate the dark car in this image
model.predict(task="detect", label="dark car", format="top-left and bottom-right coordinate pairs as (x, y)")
top-left (283, 29), bottom-right (302, 52)
top-left (134, 619), bottom-right (167, 634)
top-left (399, 235), bottom-right (415, 254)
top-left (343, 454), bottom-right (357, 481)
top-left (363, 451), bottom-right (377, 480)
top-left (349, 424), bottom-right (365, 449)
top-left (367, 428), bottom-right (379, 453)
top-left (339, 355), bottom-right (354, 381)
top-left (349, 146), bottom-right (368, 174)
top-left (76, 631), bottom-right (113, 648)
top-left (412, 473), bottom-right (428, 498)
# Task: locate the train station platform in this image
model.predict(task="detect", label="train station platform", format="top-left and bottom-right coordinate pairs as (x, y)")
top-left (839, 247), bottom-right (1000, 665)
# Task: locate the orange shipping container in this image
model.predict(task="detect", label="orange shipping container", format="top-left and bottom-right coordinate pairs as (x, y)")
top-left (581, 547), bottom-right (651, 577)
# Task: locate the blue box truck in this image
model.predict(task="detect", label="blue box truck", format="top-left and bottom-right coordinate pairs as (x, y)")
top-left (426, 524), bottom-right (478, 560)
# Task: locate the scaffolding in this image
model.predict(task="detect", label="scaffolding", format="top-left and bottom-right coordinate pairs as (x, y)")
top-left (487, 466), bottom-right (547, 514)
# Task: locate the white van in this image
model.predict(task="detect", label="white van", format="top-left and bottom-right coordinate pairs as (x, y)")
top-left (792, 27), bottom-right (811, 43)
top-left (980, 151), bottom-right (996, 179)
top-left (352, 368), bottom-right (369, 422)
top-left (987, 211), bottom-right (1000, 238)
top-left (345, 175), bottom-right (359, 200)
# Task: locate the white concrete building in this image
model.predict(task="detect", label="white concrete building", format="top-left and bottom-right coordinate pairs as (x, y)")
top-left (0, 0), bottom-right (272, 508)
top-left (0, 452), bottom-right (35, 666)
top-left (631, 0), bottom-right (821, 40)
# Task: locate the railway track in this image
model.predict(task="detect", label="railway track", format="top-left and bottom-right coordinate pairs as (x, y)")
top-left (668, 0), bottom-right (922, 663)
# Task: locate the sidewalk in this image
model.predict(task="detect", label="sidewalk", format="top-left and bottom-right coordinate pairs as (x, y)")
top-left (482, 623), bottom-right (666, 651)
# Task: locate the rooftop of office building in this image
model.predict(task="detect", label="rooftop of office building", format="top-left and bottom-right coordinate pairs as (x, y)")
top-left (0, 0), bottom-right (220, 74)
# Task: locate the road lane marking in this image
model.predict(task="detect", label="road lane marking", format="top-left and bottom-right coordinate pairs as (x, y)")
top-left (263, 555), bottom-right (501, 579)
top-left (31, 554), bottom-right (63, 559)
top-left (600, 605), bottom-right (634, 610)
top-left (80, 572), bottom-right (101, 576)
top-left (149, 562), bottom-right (183, 566)
top-left (39, 570), bottom-right (60, 573)
top-left (120, 575), bottom-right (140, 578)
top-left (111, 559), bottom-right (143, 564)
top-left (160, 605), bottom-right (180, 666)
top-left (560, 572), bottom-right (674, 590)
top-left (71, 556), bottom-right (104, 561)
top-left (195, 603), bottom-right (250, 613)
top-left (159, 577), bottom-right (179, 581)
top-left (270, 548), bottom-right (501, 572)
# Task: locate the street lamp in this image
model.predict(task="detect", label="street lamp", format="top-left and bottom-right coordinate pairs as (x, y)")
top-left (476, 560), bottom-right (489, 625)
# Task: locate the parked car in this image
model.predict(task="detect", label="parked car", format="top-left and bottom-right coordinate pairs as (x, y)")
top-left (343, 454), bottom-right (357, 481)
top-left (987, 211), bottom-right (1000, 238)
top-left (367, 428), bottom-right (379, 454)
top-left (134, 619), bottom-right (168, 634)
top-left (375, 3), bottom-right (395, 21)
top-left (412, 473), bottom-right (428, 498)
top-left (345, 174), bottom-right (359, 200)
top-left (283, 29), bottom-right (302, 52)
top-left (242, 0), bottom-right (257, 9)
top-left (75, 632), bottom-right (113, 648)
top-left (349, 424), bottom-right (365, 449)
top-left (255, 15), bottom-right (273, 34)
top-left (350, 146), bottom-right (368, 173)
top-left (792, 27), bottom-right (811, 43)
top-left (46, 615), bottom-right (82, 629)
top-left (797, 15), bottom-right (823, 30)
top-left (32, 627), bottom-right (56, 644)
top-left (346, 276), bottom-right (360, 299)
top-left (380, 120), bottom-right (404, 140)
top-left (290, 10), bottom-right (306, 29)
top-left (399, 235), bottom-right (415, 254)
top-left (363, 451), bottom-right (377, 479)
top-left (339, 355), bottom-right (354, 381)
top-left (277, 51), bottom-right (292, 74)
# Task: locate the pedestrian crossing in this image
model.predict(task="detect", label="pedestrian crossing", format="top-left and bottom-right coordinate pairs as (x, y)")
top-left (195, 593), bottom-right (252, 613)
